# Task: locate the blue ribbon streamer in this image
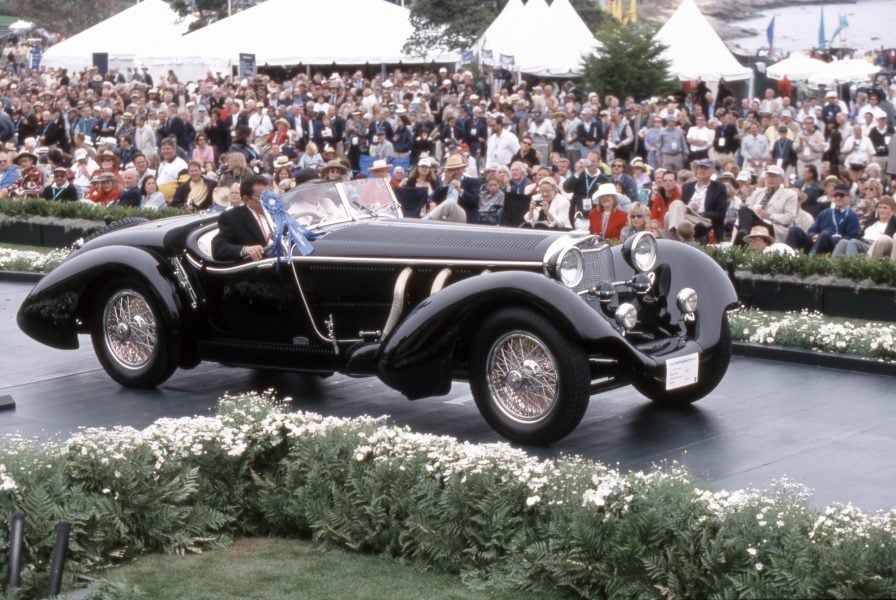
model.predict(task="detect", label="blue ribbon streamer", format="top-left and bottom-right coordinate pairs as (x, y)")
top-left (261, 191), bottom-right (319, 268)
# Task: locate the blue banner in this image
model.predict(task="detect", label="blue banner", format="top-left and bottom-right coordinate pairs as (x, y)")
top-left (461, 50), bottom-right (474, 63)
top-left (499, 53), bottom-right (515, 66)
top-left (29, 46), bottom-right (41, 70)
top-left (766, 17), bottom-right (775, 56)
top-left (481, 49), bottom-right (493, 61)
top-left (818, 7), bottom-right (825, 49)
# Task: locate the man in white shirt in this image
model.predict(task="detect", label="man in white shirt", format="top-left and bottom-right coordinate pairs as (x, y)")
top-left (841, 124), bottom-right (875, 170)
top-left (248, 103), bottom-right (274, 139)
top-left (685, 114), bottom-right (714, 162)
top-left (527, 109), bottom-right (555, 167)
top-left (156, 138), bottom-right (189, 203)
top-left (486, 115), bottom-right (520, 168)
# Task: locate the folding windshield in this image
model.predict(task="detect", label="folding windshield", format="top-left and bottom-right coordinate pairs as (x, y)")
top-left (341, 178), bottom-right (402, 221)
top-left (281, 178), bottom-right (401, 230)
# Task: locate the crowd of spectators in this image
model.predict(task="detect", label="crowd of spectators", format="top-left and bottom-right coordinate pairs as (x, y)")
top-left (0, 50), bottom-right (895, 258)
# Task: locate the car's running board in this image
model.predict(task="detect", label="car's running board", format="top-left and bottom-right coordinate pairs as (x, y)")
top-left (199, 337), bottom-right (338, 372)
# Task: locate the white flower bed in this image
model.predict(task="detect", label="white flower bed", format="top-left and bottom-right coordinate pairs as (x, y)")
top-left (730, 308), bottom-right (896, 362)
top-left (0, 246), bottom-right (68, 272)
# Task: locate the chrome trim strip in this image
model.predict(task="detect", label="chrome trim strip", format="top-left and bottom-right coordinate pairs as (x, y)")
top-left (382, 267), bottom-right (413, 339)
top-left (430, 268), bottom-right (452, 295)
top-left (196, 255), bottom-right (541, 275)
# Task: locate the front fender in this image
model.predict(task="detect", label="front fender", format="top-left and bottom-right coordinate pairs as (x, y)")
top-left (612, 240), bottom-right (739, 344)
top-left (17, 245), bottom-right (183, 350)
top-left (378, 270), bottom-right (620, 399)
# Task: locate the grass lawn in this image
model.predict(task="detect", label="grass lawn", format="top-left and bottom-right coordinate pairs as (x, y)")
top-left (88, 537), bottom-right (555, 600)
top-left (0, 15), bottom-right (18, 28)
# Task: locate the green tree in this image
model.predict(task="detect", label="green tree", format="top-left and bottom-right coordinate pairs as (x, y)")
top-left (582, 20), bottom-right (676, 100)
top-left (2, 0), bottom-right (124, 37)
top-left (403, 0), bottom-right (605, 57)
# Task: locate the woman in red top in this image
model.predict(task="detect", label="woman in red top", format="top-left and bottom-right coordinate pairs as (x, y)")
top-left (651, 171), bottom-right (680, 226)
top-left (589, 183), bottom-right (629, 240)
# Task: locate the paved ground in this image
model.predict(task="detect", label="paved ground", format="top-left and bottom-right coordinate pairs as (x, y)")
top-left (2, 280), bottom-right (894, 511)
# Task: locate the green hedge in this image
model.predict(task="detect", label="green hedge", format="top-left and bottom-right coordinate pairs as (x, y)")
top-left (0, 198), bottom-right (187, 222)
top-left (705, 246), bottom-right (896, 288)
top-left (2, 392), bottom-right (895, 598)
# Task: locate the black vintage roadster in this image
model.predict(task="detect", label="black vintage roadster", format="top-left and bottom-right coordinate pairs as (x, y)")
top-left (18, 178), bottom-right (738, 444)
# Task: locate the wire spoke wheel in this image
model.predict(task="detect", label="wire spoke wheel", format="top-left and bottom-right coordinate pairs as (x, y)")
top-left (103, 290), bottom-right (159, 370)
top-left (486, 331), bottom-right (559, 423)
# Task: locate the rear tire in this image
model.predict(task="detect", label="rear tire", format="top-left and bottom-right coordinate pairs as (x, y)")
top-left (469, 307), bottom-right (591, 445)
top-left (633, 315), bottom-right (731, 407)
top-left (91, 277), bottom-right (177, 388)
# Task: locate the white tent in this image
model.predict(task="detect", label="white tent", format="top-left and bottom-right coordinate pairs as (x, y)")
top-left (475, 0), bottom-right (599, 77)
top-left (8, 20), bottom-right (34, 32)
top-left (41, 0), bottom-right (201, 78)
top-left (766, 53), bottom-right (828, 81)
top-left (807, 58), bottom-right (879, 87)
top-left (655, 0), bottom-right (753, 85)
top-left (176, 0), bottom-right (457, 69)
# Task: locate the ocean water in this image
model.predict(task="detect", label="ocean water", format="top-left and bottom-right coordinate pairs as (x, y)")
top-left (726, 0), bottom-right (896, 54)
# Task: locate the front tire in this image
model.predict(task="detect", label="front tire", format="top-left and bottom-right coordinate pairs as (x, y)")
top-left (469, 308), bottom-right (591, 445)
top-left (633, 315), bottom-right (731, 407)
top-left (91, 278), bottom-right (177, 388)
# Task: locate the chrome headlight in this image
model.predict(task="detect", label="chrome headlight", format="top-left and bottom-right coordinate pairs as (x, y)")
top-left (622, 232), bottom-right (657, 273)
top-left (556, 246), bottom-right (584, 288)
top-left (676, 288), bottom-right (698, 313)
top-left (615, 302), bottom-right (638, 330)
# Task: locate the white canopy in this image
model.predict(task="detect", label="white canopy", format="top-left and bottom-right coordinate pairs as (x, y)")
top-left (807, 58), bottom-right (880, 87)
top-left (41, 0), bottom-right (199, 77)
top-left (176, 0), bottom-right (457, 68)
top-left (476, 0), bottom-right (599, 77)
top-left (9, 20), bottom-right (34, 32)
top-left (655, 0), bottom-right (752, 83)
top-left (766, 53), bottom-right (829, 81)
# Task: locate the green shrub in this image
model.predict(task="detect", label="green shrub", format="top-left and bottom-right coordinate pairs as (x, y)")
top-left (2, 391), bottom-right (896, 599)
top-left (0, 198), bottom-right (187, 222)
top-left (705, 246), bottom-right (896, 287)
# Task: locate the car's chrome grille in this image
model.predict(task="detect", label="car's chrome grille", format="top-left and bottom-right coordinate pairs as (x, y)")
top-left (575, 245), bottom-right (614, 310)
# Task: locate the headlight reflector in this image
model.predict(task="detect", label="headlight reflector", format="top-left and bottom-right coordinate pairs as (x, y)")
top-left (622, 232), bottom-right (657, 273)
top-left (557, 247), bottom-right (584, 287)
top-left (676, 288), bottom-right (699, 313)
top-left (615, 302), bottom-right (638, 330)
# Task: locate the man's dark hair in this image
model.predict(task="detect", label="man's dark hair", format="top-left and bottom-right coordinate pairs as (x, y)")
top-left (240, 177), bottom-right (259, 198)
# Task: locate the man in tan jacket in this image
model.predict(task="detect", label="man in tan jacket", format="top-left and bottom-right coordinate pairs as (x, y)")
top-left (734, 165), bottom-right (799, 244)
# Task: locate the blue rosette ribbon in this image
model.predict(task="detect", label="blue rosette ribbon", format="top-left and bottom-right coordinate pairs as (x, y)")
top-left (261, 191), bottom-right (319, 267)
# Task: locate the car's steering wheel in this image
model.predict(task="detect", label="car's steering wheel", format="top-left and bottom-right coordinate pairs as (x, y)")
top-left (288, 208), bottom-right (323, 226)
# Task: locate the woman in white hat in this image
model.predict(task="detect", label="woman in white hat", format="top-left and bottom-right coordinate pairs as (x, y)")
top-left (589, 182), bottom-right (629, 239)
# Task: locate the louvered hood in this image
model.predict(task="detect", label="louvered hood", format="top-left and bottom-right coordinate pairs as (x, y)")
top-left (311, 220), bottom-right (565, 263)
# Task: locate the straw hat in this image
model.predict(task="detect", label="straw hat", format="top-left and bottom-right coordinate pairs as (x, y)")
top-left (368, 159), bottom-right (391, 173)
top-left (744, 225), bottom-right (774, 245)
top-left (443, 154), bottom-right (466, 170)
top-left (320, 159), bottom-right (347, 176)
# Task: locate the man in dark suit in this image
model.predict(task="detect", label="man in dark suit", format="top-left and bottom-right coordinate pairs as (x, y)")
top-left (40, 166), bottom-right (78, 202)
top-left (115, 168), bottom-right (143, 207)
top-left (665, 158), bottom-right (728, 242)
top-left (212, 178), bottom-right (271, 262)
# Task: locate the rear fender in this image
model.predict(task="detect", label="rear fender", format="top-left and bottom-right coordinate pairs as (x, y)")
top-left (377, 270), bottom-right (620, 400)
top-left (17, 246), bottom-right (184, 350)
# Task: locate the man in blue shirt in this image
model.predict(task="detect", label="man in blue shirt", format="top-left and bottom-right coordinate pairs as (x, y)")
top-left (785, 183), bottom-right (860, 255)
